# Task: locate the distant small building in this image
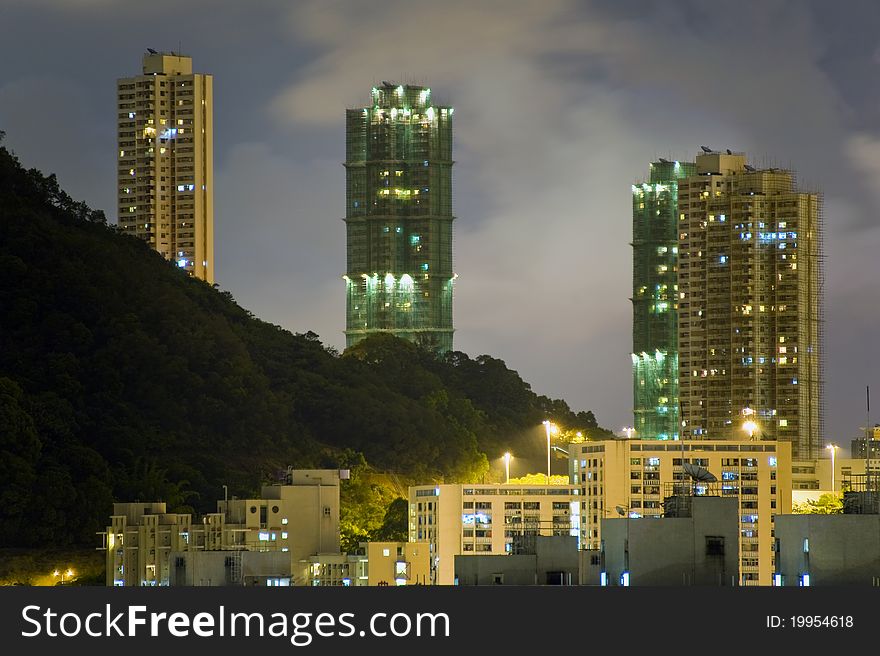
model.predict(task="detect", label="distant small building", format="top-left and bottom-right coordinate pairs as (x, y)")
top-left (600, 492), bottom-right (739, 586)
top-left (454, 535), bottom-right (579, 585)
top-left (306, 553), bottom-right (366, 586)
top-left (100, 468), bottom-right (348, 586)
top-left (305, 542), bottom-right (432, 587)
top-left (365, 542), bottom-right (431, 586)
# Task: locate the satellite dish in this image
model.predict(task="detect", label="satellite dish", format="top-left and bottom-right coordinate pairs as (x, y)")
top-left (147, 48), bottom-right (158, 54)
top-left (700, 145), bottom-right (713, 153)
top-left (726, 149), bottom-right (733, 155)
top-left (744, 164), bottom-right (755, 171)
top-left (615, 506), bottom-right (627, 516)
top-left (658, 157), bottom-right (670, 163)
top-left (682, 462), bottom-right (717, 482)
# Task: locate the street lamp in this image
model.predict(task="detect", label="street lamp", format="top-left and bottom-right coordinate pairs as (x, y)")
top-left (542, 421), bottom-right (558, 483)
top-left (53, 569), bottom-right (74, 584)
top-left (503, 452), bottom-right (512, 484)
top-left (826, 444), bottom-right (839, 491)
top-left (741, 406), bottom-right (758, 440)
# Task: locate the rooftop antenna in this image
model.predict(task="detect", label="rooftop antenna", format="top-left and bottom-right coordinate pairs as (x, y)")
top-left (682, 462), bottom-right (718, 483)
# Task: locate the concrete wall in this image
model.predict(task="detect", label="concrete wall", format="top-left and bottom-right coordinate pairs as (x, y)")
top-left (169, 551), bottom-right (291, 586)
top-left (454, 536), bottom-right (579, 585)
top-left (776, 514), bottom-right (880, 586)
top-left (602, 497), bottom-right (739, 586)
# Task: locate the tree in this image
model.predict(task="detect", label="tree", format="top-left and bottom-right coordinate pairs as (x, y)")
top-left (372, 497), bottom-right (408, 542)
top-left (508, 473), bottom-right (570, 485)
top-left (792, 493), bottom-right (843, 514)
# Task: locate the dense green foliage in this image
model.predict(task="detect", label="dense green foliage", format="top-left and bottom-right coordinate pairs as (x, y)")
top-left (0, 140), bottom-right (609, 548)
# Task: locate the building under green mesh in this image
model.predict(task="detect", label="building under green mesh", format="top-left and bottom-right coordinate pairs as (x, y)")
top-left (631, 159), bottom-right (695, 439)
top-left (344, 83), bottom-right (455, 353)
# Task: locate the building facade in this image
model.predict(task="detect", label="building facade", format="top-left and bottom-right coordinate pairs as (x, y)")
top-left (100, 469), bottom-right (347, 586)
top-left (117, 51), bottom-right (214, 283)
top-left (344, 82), bottom-right (455, 353)
top-left (677, 151), bottom-right (822, 459)
top-left (775, 513), bottom-right (880, 586)
top-left (408, 483), bottom-right (580, 585)
top-left (569, 438), bottom-right (792, 585)
top-left (364, 542), bottom-right (432, 586)
top-left (454, 535), bottom-right (579, 585)
top-left (632, 159), bottom-right (696, 440)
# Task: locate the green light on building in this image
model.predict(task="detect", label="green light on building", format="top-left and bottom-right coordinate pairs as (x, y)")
top-left (631, 158), bottom-right (695, 440)
top-left (344, 82), bottom-right (455, 353)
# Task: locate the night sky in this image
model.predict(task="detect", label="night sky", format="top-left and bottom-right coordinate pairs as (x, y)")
top-left (2, 0), bottom-right (878, 450)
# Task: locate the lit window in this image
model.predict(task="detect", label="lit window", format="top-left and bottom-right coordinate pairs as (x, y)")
top-left (383, 549), bottom-right (390, 557)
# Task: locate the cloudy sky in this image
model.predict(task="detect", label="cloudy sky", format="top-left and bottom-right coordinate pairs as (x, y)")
top-left (2, 0), bottom-right (878, 447)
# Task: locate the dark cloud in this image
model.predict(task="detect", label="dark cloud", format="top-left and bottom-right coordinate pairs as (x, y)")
top-left (1, 0), bottom-right (877, 443)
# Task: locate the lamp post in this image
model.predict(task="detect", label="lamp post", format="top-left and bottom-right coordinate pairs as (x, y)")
top-left (826, 444), bottom-right (839, 492)
top-left (742, 406), bottom-right (758, 440)
top-left (53, 569), bottom-right (74, 584)
top-left (543, 421), bottom-right (558, 483)
top-left (503, 452), bottom-right (512, 484)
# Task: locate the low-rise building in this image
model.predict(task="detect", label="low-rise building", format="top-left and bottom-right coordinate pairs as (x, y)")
top-left (365, 541), bottom-right (431, 586)
top-left (601, 493), bottom-right (739, 586)
top-left (569, 439), bottom-right (790, 585)
top-left (409, 483), bottom-right (580, 585)
top-left (100, 469), bottom-right (348, 586)
top-left (169, 550), bottom-right (292, 586)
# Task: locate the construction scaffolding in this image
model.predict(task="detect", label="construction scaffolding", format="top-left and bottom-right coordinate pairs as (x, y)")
top-left (344, 82), bottom-right (455, 353)
top-left (632, 159), bottom-right (696, 440)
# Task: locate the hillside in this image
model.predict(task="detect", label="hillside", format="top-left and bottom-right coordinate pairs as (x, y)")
top-left (0, 136), bottom-right (611, 548)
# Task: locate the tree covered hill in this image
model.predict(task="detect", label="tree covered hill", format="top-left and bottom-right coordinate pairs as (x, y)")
top-left (0, 138), bottom-right (610, 548)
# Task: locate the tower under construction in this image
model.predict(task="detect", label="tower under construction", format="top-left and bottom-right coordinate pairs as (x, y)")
top-left (343, 83), bottom-right (455, 353)
top-left (632, 159), bottom-right (696, 440)
top-left (677, 150), bottom-right (823, 460)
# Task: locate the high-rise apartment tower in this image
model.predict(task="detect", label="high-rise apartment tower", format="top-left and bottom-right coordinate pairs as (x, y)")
top-left (677, 150), bottom-right (822, 459)
top-left (344, 83), bottom-right (455, 352)
top-left (117, 51), bottom-right (214, 283)
top-left (632, 159), bottom-right (696, 440)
